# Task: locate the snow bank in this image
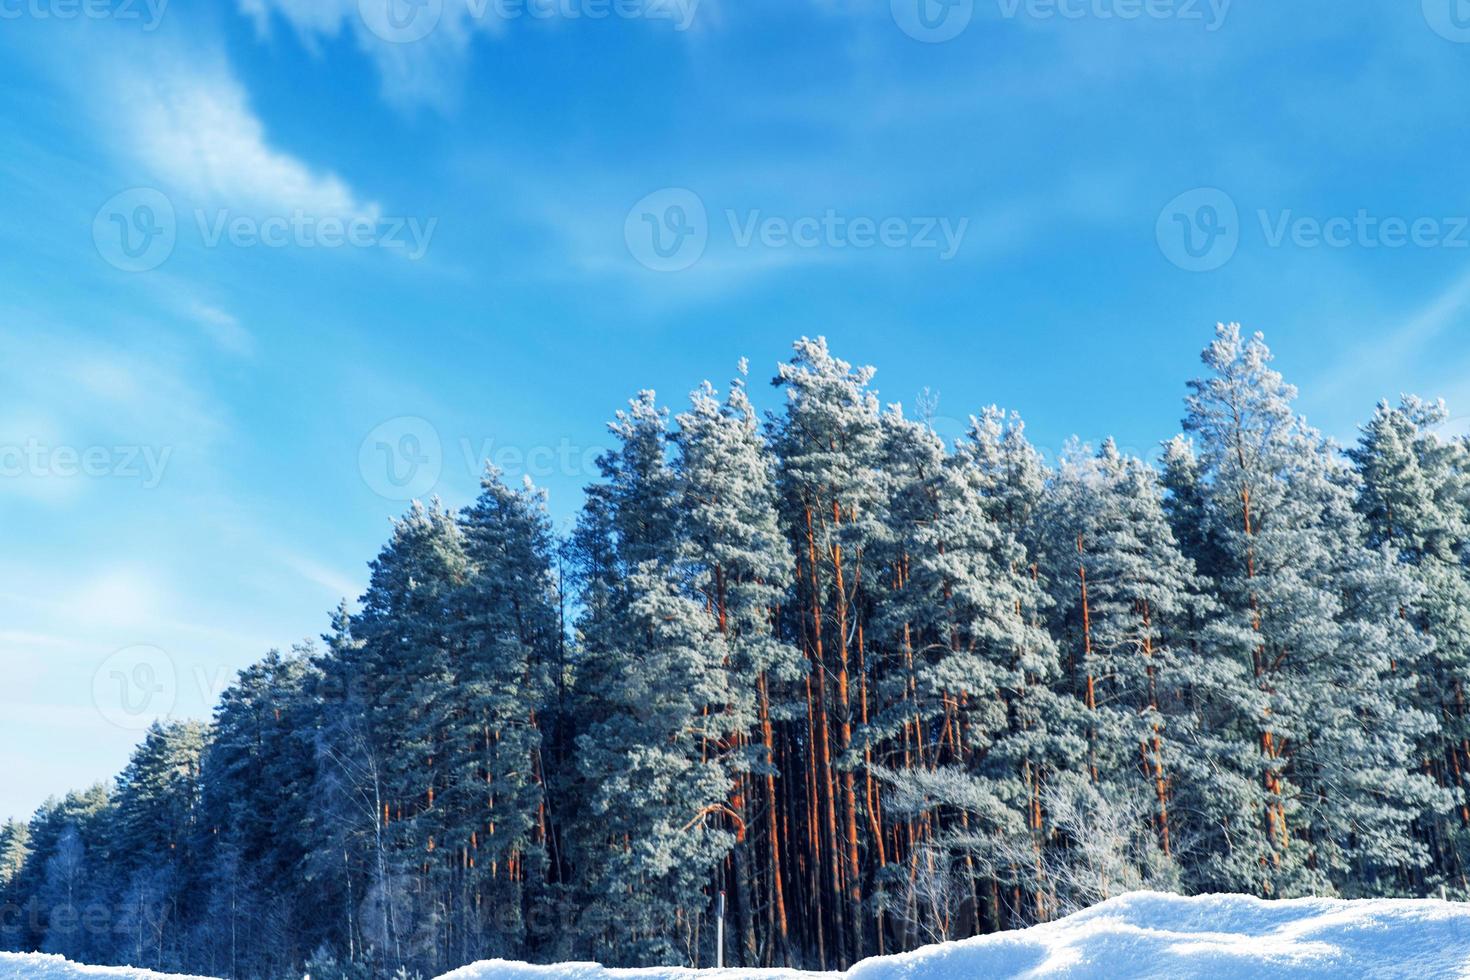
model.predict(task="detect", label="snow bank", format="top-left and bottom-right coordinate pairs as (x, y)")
top-left (439, 891), bottom-right (1470, 979)
top-left (5, 892), bottom-right (1469, 979)
top-left (0, 952), bottom-right (219, 980)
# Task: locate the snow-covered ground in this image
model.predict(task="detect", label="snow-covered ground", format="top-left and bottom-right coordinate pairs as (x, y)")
top-left (0, 953), bottom-right (219, 980)
top-left (441, 891), bottom-right (1470, 979)
top-left (5, 891), bottom-right (1470, 979)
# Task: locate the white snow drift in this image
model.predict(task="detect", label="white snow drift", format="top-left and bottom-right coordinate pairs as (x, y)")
top-left (5, 891), bottom-right (1470, 979)
top-left (0, 953), bottom-right (218, 980)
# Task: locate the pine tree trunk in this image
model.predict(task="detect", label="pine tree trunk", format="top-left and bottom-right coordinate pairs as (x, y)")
top-left (1139, 603), bottom-right (1172, 856)
top-left (1240, 482), bottom-right (1286, 866)
top-left (828, 501), bottom-right (865, 964)
top-left (1077, 534), bottom-right (1098, 784)
top-left (758, 672), bottom-right (793, 965)
top-left (805, 504), bottom-right (849, 969)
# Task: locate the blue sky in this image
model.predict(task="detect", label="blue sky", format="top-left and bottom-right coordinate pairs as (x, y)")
top-left (5, 0), bottom-right (1470, 821)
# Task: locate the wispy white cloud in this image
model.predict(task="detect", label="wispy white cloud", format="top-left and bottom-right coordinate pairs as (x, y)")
top-left (240, 0), bottom-right (499, 112)
top-left (1315, 264), bottom-right (1470, 407)
top-left (187, 301), bottom-right (256, 358)
top-left (238, 0), bottom-right (706, 111)
top-left (276, 549), bottom-right (364, 604)
top-left (107, 49), bottom-right (379, 221)
top-left (66, 567), bottom-right (167, 630)
top-left (31, 20), bottom-right (377, 222)
top-left (0, 320), bottom-right (226, 504)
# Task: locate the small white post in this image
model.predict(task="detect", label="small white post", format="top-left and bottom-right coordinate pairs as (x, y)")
top-left (1442, 884), bottom-right (1449, 902)
top-left (716, 890), bottom-right (726, 968)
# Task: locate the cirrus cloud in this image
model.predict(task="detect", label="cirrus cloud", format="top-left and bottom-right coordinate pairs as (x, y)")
top-left (110, 48), bottom-right (380, 221)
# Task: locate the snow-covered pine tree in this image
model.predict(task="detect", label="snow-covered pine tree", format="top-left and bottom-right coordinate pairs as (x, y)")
top-left (306, 602), bottom-right (369, 969)
top-left (1181, 323), bottom-right (1441, 896)
top-left (348, 499), bottom-right (471, 974)
top-left (1, 786), bottom-right (111, 956)
top-left (1156, 434), bottom-right (1272, 896)
top-left (673, 366), bottom-right (804, 968)
top-left (0, 820), bottom-right (28, 889)
top-left (445, 466), bottom-right (561, 960)
top-left (1035, 439), bottom-right (1218, 904)
top-left (110, 720), bottom-right (209, 970)
top-left (864, 405), bottom-right (1022, 941)
top-left (0, 818), bottom-right (29, 959)
top-left (568, 391), bottom-right (738, 967)
top-left (1037, 442), bottom-right (1116, 786)
top-left (39, 826), bottom-right (92, 960)
top-left (1350, 397), bottom-right (1470, 893)
top-left (0, 817), bottom-right (31, 950)
top-left (949, 407), bottom-right (1083, 926)
top-left (1160, 436), bottom-right (1225, 580)
top-left (770, 338), bottom-right (888, 968)
top-left (194, 646), bottom-right (320, 977)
